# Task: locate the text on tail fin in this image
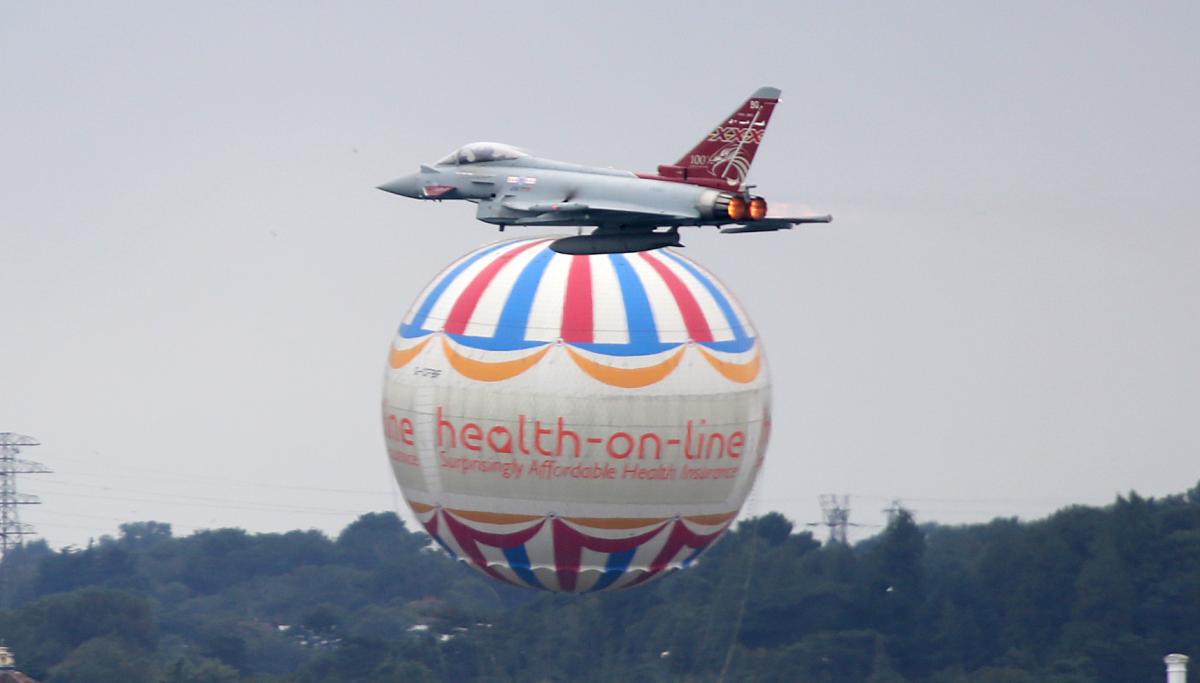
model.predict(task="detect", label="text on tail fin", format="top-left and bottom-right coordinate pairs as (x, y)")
top-left (657, 87), bottom-right (781, 190)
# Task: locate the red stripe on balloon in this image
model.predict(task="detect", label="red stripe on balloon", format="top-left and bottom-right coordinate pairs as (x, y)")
top-left (560, 256), bottom-right (594, 343)
top-left (551, 518), bottom-right (669, 592)
top-left (444, 240), bottom-right (548, 335)
top-left (441, 509), bottom-right (546, 587)
top-left (638, 251), bottom-right (713, 342)
top-left (625, 518), bottom-right (730, 588)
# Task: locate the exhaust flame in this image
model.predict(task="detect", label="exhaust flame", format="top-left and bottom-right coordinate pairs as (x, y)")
top-left (727, 196), bottom-right (747, 221)
top-left (749, 197), bottom-right (768, 220)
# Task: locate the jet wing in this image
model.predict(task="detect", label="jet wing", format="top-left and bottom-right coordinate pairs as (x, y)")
top-left (720, 215), bottom-right (833, 234)
top-left (501, 198), bottom-right (690, 218)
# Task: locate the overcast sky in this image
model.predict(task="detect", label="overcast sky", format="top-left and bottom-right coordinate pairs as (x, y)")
top-left (2, 1), bottom-right (1197, 548)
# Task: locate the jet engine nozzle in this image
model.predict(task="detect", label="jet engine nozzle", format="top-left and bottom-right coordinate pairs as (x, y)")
top-left (698, 190), bottom-right (746, 221)
top-left (726, 196), bottom-right (747, 221)
top-left (748, 196), bottom-right (768, 220)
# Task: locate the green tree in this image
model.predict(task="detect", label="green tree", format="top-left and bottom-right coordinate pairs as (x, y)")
top-left (45, 636), bottom-right (157, 683)
top-left (161, 655), bottom-right (239, 683)
top-left (753, 512), bottom-right (795, 546)
top-left (301, 603), bottom-right (346, 635)
top-left (861, 508), bottom-right (926, 677)
top-left (0, 588), bottom-right (157, 678)
top-left (118, 521), bottom-right (173, 549)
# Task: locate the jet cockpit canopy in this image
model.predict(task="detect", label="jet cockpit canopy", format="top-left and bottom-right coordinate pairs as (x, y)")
top-left (436, 142), bottom-right (528, 166)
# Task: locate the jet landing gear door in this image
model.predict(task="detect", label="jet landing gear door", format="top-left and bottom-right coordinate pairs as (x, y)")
top-left (475, 199), bottom-right (523, 227)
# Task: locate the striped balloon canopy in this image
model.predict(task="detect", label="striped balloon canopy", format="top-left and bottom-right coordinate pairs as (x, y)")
top-left (383, 238), bottom-right (771, 591)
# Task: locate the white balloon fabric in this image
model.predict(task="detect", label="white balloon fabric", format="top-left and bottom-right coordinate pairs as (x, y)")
top-left (382, 237), bottom-right (771, 592)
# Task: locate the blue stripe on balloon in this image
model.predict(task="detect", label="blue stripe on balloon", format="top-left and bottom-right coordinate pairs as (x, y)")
top-left (608, 253), bottom-right (659, 349)
top-left (430, 533), bottom-right (458, 561)
top-left (502, 545), bottom-right (545, 590)
top-left (569, 341), bottom-right (680, 357)
top-left (403, 243), bottom-right (756, 356)
top-left (407, 241), bottom-right (515, 333)
top-left (588, 548), bottom-right (636, 592)
top-left (443, 336), bottom-right (691, 356)
top-left (495, 247), bottom-right (556, 345)
top-left (660, 250), bottom-right (748, 344)
top-left (681, 545), bottom-right (706, 568)
top-left (445, 334), bottom-right (548, 352)
top-left (398, 322), bottom-right (433, 339)
top-left (696, 337), bottom-right (757, 354)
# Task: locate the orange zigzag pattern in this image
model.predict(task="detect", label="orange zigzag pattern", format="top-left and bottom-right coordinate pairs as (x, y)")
top-left (697, 346), bottom-right (761, 384)
top-left (441, 338), bottom-right (552, 382)
top-left (395, 335), bottom-right (761, 387)
top-left (389, 337), bottom-right (432, 369)
top-left (564, 346), bottom-right (686, 389)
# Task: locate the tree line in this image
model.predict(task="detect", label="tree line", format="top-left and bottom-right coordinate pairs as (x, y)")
top-left (0, 484), bottom-right (1197, 682)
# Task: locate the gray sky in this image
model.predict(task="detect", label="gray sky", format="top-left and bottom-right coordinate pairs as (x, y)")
top-left (2, 1), bottom-right (1197, 547)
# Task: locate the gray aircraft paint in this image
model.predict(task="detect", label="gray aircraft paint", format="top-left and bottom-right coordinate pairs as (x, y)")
top-left (377, 91), bottom-right (833, 253)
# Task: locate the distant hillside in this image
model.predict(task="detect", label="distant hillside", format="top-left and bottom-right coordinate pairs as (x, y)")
top-left (0, 485), bottom-right (1197, 682)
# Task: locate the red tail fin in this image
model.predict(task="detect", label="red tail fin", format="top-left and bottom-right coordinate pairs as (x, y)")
top-left (655, 87), bottom-right (781, 190)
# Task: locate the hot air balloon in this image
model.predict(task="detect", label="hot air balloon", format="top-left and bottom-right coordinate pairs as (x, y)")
top-left (382, 237), bottom-right (770, 591)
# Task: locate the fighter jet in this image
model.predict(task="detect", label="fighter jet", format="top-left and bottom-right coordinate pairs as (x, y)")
top-left (378, 87), bottom-right (831, 254)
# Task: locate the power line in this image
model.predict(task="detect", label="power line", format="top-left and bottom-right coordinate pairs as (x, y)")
top-left (0, 432), bottom-right (52, 608)
top-left (882, 499), bottom-right (908, 525)
top-left (0, 433), bottom-right (51, 557)
top-left (24, 481), bottom-right (372, 517)
top-left (50, 459), bottom-right (395, 495)
top-left (808, 494), bottom-right (855, 544)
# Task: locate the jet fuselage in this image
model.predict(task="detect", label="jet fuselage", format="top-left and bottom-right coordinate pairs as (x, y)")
top-left (381, 157), bottom-right (725, 229)
top-left (378, 87), bottom-right (832, 254)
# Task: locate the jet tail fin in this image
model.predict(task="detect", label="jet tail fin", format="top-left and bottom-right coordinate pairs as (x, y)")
top-left (656, 87), bottom-right (781, 190)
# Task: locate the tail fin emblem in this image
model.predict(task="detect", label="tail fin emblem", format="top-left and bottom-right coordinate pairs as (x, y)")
top-left (664, 86), bottom-right (781, 190)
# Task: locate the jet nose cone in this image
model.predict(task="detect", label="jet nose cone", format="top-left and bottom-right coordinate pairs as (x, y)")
top-left (377, 173), bottom-right (422, 198)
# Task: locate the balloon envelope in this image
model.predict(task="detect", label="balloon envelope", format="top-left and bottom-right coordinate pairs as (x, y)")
top-left (382, 237), bottom-right (770, 591)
